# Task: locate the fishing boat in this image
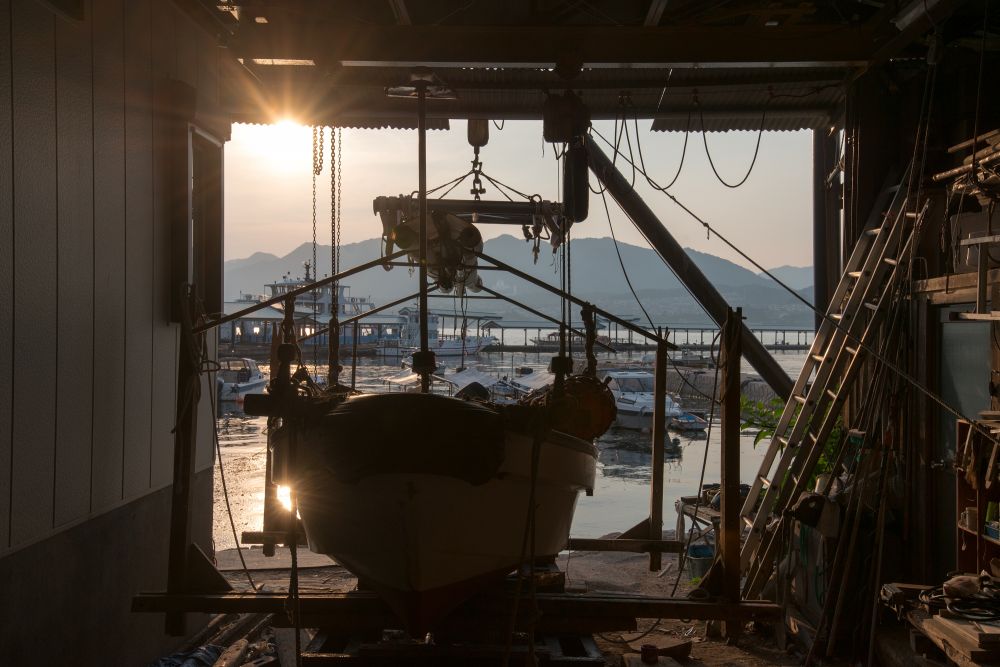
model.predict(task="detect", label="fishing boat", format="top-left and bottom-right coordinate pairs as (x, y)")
top-left (216, 357), bottom-right (268, 402)
top-left (601, 369), bottom-right (683, 430)
top-left (669, 412), bottom-right (709, 432)
top-left (281, 390), bottom-right (603, 631)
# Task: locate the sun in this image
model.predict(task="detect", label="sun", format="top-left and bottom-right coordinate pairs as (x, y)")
top-left (234, 118), bottom-right (313, 173)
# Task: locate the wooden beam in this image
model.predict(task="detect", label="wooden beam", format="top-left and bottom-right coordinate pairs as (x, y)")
top-left (232, 24), bottom-right (874, 68)
top-left (586, 135), bottom-right (793, 399)
top-left (134, 590), bottom-right (783, 622)
top-left (649, 341), bottom-right (668, 571)
top-left (720, 309), bottom-right (743, 615)
top-left (567, 538), bottom-right (684, 553)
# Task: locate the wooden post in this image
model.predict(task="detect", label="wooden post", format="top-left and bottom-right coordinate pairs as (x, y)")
top-left (720, 308), bottom-right (743, 625)
top-left (649, 337), bottom-right (668, 570)
top-left (165, 289), bottom-right (199, 635)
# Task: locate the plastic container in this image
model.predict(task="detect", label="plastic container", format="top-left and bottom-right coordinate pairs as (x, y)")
top-left (686, 543), bottom-right (715, 579)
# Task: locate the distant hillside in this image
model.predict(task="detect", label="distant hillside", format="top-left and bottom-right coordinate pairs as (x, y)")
top-left (760, 265), bottom-right (813, 290)
top-left (225, 234), bottom-right (814, 327)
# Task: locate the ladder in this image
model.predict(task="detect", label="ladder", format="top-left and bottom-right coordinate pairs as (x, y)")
top-left (738, 176), bottom-right (927, 598)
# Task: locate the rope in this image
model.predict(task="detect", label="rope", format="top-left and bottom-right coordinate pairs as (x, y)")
top-left (589, 126), bottom-right (1000, 446)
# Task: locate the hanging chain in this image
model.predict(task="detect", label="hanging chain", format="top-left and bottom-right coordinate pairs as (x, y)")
top-left (311, 126), bottom-right (325, 284)
top-left (336, 129), bottom-right (342, 283)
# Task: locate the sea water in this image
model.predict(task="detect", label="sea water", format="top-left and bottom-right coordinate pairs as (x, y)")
top-left (212, 349), bottom-right (808, 550)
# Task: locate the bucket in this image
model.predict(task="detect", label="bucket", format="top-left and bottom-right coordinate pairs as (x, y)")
top-left (686, 544), bottom-right (715, 579)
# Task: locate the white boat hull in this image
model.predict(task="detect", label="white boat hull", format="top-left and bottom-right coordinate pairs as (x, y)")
top-left (292, 408), bottom-right (596, 630)
top-left (614, 403), bottom-right (683, 430)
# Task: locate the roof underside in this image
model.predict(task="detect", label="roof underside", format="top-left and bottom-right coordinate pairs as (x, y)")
top-left (188, 0), bottom-right (966, 132)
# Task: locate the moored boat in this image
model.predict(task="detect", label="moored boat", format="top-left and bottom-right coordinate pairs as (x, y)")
top-left (216, 357), bottom-right (268, 402)
top-left (669, 412), bottom-right (708, 432)
top-left (601, 369), bottom-right (683, 430)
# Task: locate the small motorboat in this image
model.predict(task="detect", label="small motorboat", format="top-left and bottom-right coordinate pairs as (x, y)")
top-left (601, 370), bottom-right (683, 430)
top-left (669, 412), bottom-right (709, 432)
top-left (216, 357), bottom-right (267, 402)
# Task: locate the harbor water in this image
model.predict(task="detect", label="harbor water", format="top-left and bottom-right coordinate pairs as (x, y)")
top-left (212, 349), bottom-right (808, 551)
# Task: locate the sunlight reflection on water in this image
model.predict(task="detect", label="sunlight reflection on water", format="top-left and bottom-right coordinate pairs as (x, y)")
top-left (213, 350), bottom-right (807, 549)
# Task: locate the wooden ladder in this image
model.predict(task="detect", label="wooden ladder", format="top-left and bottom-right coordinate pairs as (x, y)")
top-left (738, 177), bottom-right (927, 599)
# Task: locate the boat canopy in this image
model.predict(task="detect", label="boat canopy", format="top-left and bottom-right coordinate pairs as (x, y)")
top-left (438, 369), bottom-right (501, 393)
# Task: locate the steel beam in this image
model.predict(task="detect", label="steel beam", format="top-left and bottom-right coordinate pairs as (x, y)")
top-left (586, 137), bottom-right (794, 400)
top-left (232, 24), bottom-right (873, 68)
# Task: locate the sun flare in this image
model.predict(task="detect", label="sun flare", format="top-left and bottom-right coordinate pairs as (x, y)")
top-left (238, 119), bottom-right (313, 172)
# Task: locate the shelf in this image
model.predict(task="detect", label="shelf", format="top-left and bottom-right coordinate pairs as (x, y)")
top-left (958, 523), bottom-right (1000, 546)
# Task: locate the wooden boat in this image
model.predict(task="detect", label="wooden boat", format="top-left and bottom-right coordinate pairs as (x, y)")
top-left (284, 392), bottom-right (598, 631)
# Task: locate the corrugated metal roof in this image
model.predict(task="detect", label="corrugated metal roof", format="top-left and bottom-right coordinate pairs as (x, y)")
top-left (232, 118), bottom-right (451, 131)
top-left (227, 64), bottom-right (845, 131)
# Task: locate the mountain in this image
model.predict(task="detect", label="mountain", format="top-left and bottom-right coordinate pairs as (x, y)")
top-left (225, 234), bottom-right (815, 326)
top-left (760, 265), bottom-right (813, 290)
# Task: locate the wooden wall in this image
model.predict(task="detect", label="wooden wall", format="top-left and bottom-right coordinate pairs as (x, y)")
top-left (0, 0), bottom-right (228, 555)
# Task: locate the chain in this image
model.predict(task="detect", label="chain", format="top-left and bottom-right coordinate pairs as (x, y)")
top-left (332, 129), bottom-right (341, 281)
top-left (311, 126), bottom-right (325, 285)
top-left (337, 129), bottom-right (342, 275)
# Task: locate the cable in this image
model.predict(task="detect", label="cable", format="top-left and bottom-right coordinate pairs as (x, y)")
top-left (208, 369), bottom-right (257, 591)
top-left (601, 187), bottom-right (655, 330)
top-left (672, 332), bottom-right (722, 597)
top-left (633, 105), bottom-right (690, 192)
top-left (588, 126), bottom-right (1000, 445)
top-left (697, 94), bottom-right (767, 188)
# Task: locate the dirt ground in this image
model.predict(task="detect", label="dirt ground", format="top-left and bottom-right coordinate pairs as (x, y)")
top-left (555, 548), bottom-right (800, 667)
top-left (217, 545), bottom-right (798, 666)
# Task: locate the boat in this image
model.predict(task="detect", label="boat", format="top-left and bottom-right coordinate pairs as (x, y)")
top-left (669, 412), bottom-right (708, 432)
top-left (216, 357), bottom-right (268, 402)
top-left (282, 391), bottom-right (602, 631)
top-left (394, 306), bottom-right (497, 357)
top-left (601, 369), bottom-right (683, 430)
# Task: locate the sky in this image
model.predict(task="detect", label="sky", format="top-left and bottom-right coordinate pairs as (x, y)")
top-left (223, 119), bottom-right (813, 272)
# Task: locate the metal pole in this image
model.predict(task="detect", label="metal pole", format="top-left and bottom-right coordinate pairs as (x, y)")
top-left (417, 80), bottom-right (431, 393)
top-left (720, 308), bottom-right (743, 614)
top-left (477, 284), bottom-right (616, 352)
top-left (474, 250), bottom-right (669, 344)
top-left (812, 130), bottom-right (830, 332)
top-left (649, 338), bottom-right (668, 571)
top-left (195, 250), bottom-right (407, 334)
top-left (586, 136), bottom-right (792, 400)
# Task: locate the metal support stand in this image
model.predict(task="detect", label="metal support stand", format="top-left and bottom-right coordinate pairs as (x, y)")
top-left (586, 135), bottom-right (793, 400)
top-left (413, 76), bottom-right (434, 392)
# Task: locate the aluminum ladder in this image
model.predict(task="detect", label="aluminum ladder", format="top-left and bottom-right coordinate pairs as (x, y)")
top-left (738, 178), bottom-right (926, 598)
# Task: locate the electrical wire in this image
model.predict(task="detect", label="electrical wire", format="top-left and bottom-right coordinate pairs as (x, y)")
top-left (601, 187), bottom-right (655, 331)
top-left (588, 126), bottom-right (1000, 446)
top-left (208, 381), bottom-right (257, 591)
top-left (696, 94), bottom-right (768, 188)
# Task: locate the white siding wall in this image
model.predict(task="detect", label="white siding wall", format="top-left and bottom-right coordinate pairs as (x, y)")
top-left (0, 0), bottom-right (228, 555)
